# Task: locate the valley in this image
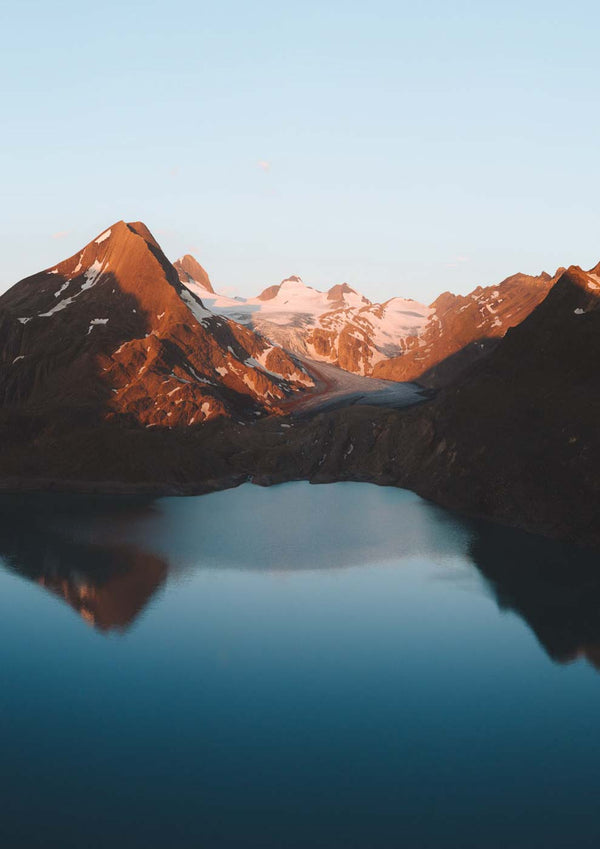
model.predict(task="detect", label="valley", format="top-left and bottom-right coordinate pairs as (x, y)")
top-left (0, 220), bottom-right (598, 549)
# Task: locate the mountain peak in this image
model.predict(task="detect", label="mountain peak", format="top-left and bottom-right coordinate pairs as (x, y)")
top-left (173, 254), bottom-right (214, 294)
top-left (0, 221), bottom-right (313, 427)
top-left (257, 277), bottom-right (305, 301)
top-left (327, 282), bottom-right (355, 299)
top-left (326, 282), bottom-right (371, 305)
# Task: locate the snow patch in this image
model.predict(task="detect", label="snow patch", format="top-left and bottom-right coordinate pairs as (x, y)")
top-left (81, 260), bottom-right (105, 291)
top-left (54, 281), bottom-right (71, 298)
top-left (39, 296), bottom-right (77, 317)
top-left (180, 290), bottom-right (212, 326)
top-left (95, 229), bottom-right (111, 244)
top-left (87, 318), bottom-right (109, 334)
top-left (587, 273), bottom-right (600, 290)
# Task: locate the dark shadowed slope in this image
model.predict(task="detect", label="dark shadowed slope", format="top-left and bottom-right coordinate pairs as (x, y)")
top-left (0, 221), bottom-right (313, 427)
top-left (387, 263), bottom-right (600, 544)
top-left (373, 268), bottom-right (564, 386)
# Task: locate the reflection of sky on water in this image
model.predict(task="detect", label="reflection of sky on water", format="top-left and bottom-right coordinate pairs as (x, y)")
top-left (1, 483), bottom-right (600, 848)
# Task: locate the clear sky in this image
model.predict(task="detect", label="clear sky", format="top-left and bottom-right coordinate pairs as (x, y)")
top-left (2, 0), bottom-right (600, 304)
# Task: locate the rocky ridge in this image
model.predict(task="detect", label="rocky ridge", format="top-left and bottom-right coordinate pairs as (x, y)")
top-left (185, 260), bottom-right (564, 385)
top-left (196, 275), bottom-right (431, 376)
top-left (373, 268), bottom-right (564, 386)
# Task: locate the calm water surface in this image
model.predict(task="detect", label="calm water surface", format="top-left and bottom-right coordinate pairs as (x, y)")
top-left (1, 482), bottom-right (600, 848)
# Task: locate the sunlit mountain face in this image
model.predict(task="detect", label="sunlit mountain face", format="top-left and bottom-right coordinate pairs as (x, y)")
top-left (0, 221), bottom-right (313, 429)
top-left (187, 261), bottom-right (563, 385)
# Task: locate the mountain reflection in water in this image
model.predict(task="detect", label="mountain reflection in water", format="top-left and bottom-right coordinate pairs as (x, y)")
top-left (0, 486), bottom-right (598, 669)
top-left (0, 495), bottom-right (166, 632)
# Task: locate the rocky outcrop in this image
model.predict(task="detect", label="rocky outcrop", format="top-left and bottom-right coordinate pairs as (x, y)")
top-left (302, 297), bottom-right (431, 375)
top-left (174, 254), bottom-right (215, 293)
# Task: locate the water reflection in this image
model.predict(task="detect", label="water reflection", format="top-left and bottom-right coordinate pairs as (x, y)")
top-left (0, 486), bottom-right (599, 666)
top-left (468, 521), bottom-right (600, 668)
top-left (0, 495), bottom-right (167, 632)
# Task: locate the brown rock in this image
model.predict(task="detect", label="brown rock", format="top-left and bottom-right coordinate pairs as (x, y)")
top-left (173, 254), bottom-right (215, 293)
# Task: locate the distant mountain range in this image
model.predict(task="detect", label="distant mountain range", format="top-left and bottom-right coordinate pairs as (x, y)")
top-left (170, 251), bottom-right (561, 386)
top-left (0, 219), bottom-right (598, 548)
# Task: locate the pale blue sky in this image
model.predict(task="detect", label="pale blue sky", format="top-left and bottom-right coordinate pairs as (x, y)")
top-left (2, 0), bottom-right (600, 303)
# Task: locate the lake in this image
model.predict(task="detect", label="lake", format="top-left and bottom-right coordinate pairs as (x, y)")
top-left (1, 481), bottom-right (600, 848)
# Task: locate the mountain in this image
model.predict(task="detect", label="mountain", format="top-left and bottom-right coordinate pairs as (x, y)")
top-left (188, 262), bottom-right (562, 384)
top-left (397, 262), bottom-right (600, 540)
top-left (0, 231), bottom-right (598, 548)
top-left (372, 269), bottom-right (563, 386)
top-left (194, 273), bottom-right (431, 376)
top-left (170, 260), bottom-right (600, 547)
top-left (303, 296), bottom-right (431, 375)
top-left (269, 260), bottom-right (599, 546)
top-left (174, 254), bottom-right (215, 294)
top-left (0, 222), bottom-right (313, 428)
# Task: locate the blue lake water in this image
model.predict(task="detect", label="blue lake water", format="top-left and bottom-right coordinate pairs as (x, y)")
top-left (1, 481), bottom-right (600, 848)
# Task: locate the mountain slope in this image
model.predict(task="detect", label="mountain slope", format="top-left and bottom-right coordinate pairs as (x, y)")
top-left (303, 296), bottom-right (431, 375)
top-left (192, 260), bottom-right (600, 546)
top-left (195, 273), bottom-right (431, 376)
top-left (184, 257), bottom-right (562, 385)
top-left (390, 262), bottom-right (600, 542)
top-left (372, 269), bottom-right (562, 386)
top-left (0, 222), bottom-right (312, 427)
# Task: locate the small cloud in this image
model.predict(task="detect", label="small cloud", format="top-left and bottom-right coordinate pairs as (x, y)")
top-left (51, 231), bottom-right (70, 240)
top-left (445, 255), bottom-right (470, 269)
top-left (257, 160), bottom-right (271, 172)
